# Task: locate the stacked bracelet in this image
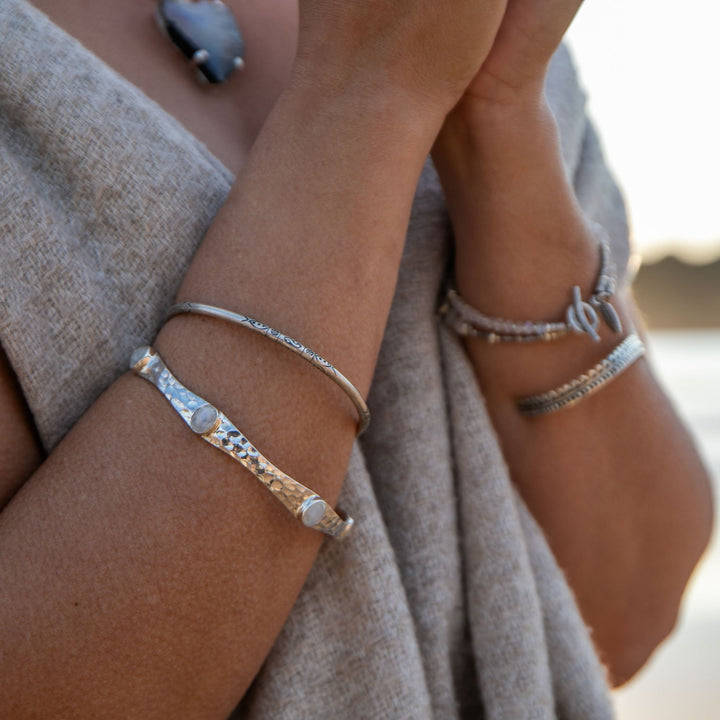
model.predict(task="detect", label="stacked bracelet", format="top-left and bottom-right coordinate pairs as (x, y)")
top-left (517, 333), bottom-right (645, 416)
top-left (166, 302), bottom-right (370, 435)
top-left (437, 222), bottom-right (640, 417)
top-left (130, 346), bottom-right (354, 539)
top-left (439, 230), bottom-right (622, 343)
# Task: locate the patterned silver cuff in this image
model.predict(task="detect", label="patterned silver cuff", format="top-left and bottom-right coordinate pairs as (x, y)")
top-left (517, 333), bottom-right (646, 416)
top-left (166, 302), bottom-right (370, 435)
top-left (130, 346), bottom-right (354, 539)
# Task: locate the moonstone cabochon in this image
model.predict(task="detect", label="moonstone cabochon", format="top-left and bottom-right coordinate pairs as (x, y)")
top-left (129, 345), bottom-right (150, 369)
top-left (190, 403), bottom-right (220, 434)
top-left (301, 499), bottom-right (327, 527)
top-left (158, 0), bottom-right (245, 83)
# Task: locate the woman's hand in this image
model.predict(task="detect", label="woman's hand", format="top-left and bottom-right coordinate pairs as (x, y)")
top-left (448, 0), bottom-right (583, 113)
top-left (431, 0), bottom-right (592, 322)
top-left (432, 0), bottom-right (585, 190)
top-left (431, 0), bottom-right (591, 298)
top-left (292, 0), bottom-right (511, 123)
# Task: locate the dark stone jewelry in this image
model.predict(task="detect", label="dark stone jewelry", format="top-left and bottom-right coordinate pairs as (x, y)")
top-left (157, 0), bottom-right (245, 84)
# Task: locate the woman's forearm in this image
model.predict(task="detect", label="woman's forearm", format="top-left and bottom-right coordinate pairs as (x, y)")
top-left (0, 347), bottom-right (43, 507)
top-left (433, 99), bottom-right (714, 685)
top-left (0, 80), bottom-right (441, 719)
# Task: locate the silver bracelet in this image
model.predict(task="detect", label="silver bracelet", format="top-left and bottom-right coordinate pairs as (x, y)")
top-left (439, 229), bottom-right (622, 343)
top-left (130, 346), bottom-right (354, 539)
top-left (517, 333), bottom-right (645, 416)
top-left (166, 302), bottom-right (370, 435)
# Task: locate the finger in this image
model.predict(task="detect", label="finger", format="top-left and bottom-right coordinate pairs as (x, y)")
top-left (503, 0), bottom-right (584, 65)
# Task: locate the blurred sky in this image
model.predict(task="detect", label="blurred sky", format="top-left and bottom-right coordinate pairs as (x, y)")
top-left (566, 0), bottom-right (720, 263)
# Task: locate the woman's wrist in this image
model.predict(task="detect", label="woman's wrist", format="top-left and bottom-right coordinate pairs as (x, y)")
top-left (285, 61), bottom-right (449, 150)
top-left (433, 89), bottom-right (553, 192)
top-left (434, 85), bottom-right (632, 397)
top-left (434, 94), bottom-right (599, 321)
top-left (282, 52), bottom-right (457, 146)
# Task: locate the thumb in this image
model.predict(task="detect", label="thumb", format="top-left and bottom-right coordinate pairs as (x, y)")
top-left (483, 0), bottom-right (585, 87)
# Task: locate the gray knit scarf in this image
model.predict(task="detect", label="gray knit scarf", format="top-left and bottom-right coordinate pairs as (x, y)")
top-left (0, 2), bottom-right (631, 717)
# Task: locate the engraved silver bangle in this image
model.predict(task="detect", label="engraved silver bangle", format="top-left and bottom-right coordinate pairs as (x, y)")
top-left (517, 333), bottom-right (645, 416)
top-left (130, 346), bottom-right (354, 539)
top-left (439, 229), bottom-right (622, 343)
top-left (166, 302), bottom-right (370, 435)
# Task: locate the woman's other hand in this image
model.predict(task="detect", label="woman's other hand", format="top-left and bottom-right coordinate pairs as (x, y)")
top-left (431, 0), bottom-right (713, 687)
top-left (450, 0), bottom-right (583, 112)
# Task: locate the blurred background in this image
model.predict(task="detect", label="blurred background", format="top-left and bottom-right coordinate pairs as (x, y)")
top-left (566, 1), bottom-right (720, 717)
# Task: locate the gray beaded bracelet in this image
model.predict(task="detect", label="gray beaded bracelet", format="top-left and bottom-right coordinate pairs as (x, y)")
top-left (439, 230), bottom-right (622, 343)
top-left (517, 333), bottom-right (645, 416)
top-left (130, 346), bottom-right (354, 539)
top-left (166, 302), bottom-right (370, 435)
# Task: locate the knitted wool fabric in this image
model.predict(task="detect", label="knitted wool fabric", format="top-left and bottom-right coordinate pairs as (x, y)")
top-left (1, 2), bottom-right (630, 717)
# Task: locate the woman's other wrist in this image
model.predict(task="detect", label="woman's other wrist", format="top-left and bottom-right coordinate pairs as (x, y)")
top-left (434, 94), bottom-right (598, 321)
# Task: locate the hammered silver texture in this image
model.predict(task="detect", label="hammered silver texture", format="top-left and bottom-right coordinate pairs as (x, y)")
top-left (130, 347), bottom-right (353, 539)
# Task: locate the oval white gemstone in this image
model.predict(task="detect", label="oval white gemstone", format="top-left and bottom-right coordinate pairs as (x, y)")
top-left (190, 404), bottom-right (219, 434)
top-left (301, 498), bottom-right (326, 527)
top-left (129, 346), bottom-right (150, 369)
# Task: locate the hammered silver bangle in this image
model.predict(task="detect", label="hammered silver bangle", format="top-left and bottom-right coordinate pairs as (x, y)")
top-left (130, 346), bottom-right (354, 539)
top-left (439, 227), bottom-right (622, 343)
top-left (517, 333), bottom-right (645, 416)
top-left (166, 302), bottom-right (370, 436)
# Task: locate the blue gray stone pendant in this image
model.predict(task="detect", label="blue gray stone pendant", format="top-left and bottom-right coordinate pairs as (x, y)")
top-left (157, 0), bottom-right (245, 84)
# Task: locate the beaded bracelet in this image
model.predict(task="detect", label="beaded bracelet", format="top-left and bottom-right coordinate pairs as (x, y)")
top-left (130, 346), bottom-right (354, 539)
top-left (439, 230), bottom-right (622, 343)
top-left (517, 333), bottom-right (645, 416)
